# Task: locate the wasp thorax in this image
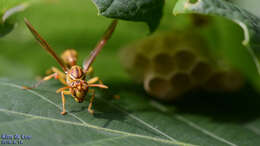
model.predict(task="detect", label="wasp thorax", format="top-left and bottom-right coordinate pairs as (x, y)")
top-left (68, 65), bottom-right (85, 80)
top-left (61, 49), bottom-right (78, 67)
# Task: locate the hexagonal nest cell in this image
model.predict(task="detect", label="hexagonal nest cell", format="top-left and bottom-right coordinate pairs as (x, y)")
top-left (153, 53), bottom-right (175, 75)
top-left (174, 50), bottom-right (196, 71)
top-left (120, 31), bottom-right (244, 101)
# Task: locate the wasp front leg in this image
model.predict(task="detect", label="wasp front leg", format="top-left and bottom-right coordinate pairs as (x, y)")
top-left (22, 67), bottom-right (66, 90)
top-left (87, 76), bottom-right (103, 85)
top-left (88, 89), bottom-right (96, 114)
top-left (47, 67), bottom-right (67, 85)
top-left (60, 90), bottom-right (71, 115)
top-left (22, 72), bottom-right (59, 89)
top-left (87, 77), bottom-right (108, 89)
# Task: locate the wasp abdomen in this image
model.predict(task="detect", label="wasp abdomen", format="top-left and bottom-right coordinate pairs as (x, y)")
top-left (61, 49), bottom-right (78, 67)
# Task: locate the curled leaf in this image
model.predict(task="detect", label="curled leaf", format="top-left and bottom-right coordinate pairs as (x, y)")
top-left (91, 0), bottom-right (165, 32)
top-left (173, 0), bottom-right (260, 89)
top-left (0, 0), bottom-right (39, 37)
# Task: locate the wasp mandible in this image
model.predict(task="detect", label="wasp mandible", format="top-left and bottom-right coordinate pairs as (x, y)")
top-left (23, 18), bottom-right (118, 115)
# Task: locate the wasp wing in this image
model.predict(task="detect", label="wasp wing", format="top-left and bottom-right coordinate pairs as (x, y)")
top-left (83, 20), bottom-right (118, 73)
top-left (24, 18), bottom-right (67, 72)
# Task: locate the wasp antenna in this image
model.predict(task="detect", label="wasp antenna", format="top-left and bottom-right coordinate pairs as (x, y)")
top-left (24, 18), bottom-right (68, 72)
top-left (83, 20), bottom-right (118, 73)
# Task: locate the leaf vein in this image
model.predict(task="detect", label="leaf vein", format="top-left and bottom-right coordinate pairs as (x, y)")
top-left (69, 135), bottom-right (130, 146)
top-left (0, 117), bottom-right (36, 127)
top-left (175, 115), bottom-right (237, 146)
top-left (97, 97), bottom-right (178, 142)
top-left (0, 82), bottom-right (90, 126)
top-left (0, 108), bottom-right (195, 146)
top-left (0, 81), bottom-right (194, 146)
top-left (1, 81), bottom-right (178, 143)
top-left (150, 101), bottom-right (237, 146)
top-left (245, 124), bottom-right (260, 136)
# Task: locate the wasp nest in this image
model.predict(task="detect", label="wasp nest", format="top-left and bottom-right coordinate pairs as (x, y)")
top-left (120, 31), bottom-right (244, 101)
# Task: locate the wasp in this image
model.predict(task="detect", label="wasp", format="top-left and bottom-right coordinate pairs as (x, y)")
top-left (22, 18), bottom-right (118, 115)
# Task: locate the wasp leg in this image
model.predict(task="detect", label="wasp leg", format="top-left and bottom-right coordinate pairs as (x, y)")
top-left (87, 76), bottom-right (108, 89)
top-left (88, 84), bottom-right (108, 89)
top-left (22, 72), bottom-right (59, 89)
top-left (49, 67), bottom-right (66, 85)
top-left (88, 89), bottom-right (95, 114)
top-left (60, 90), bottom-right (71, 115)
top-left (87, 76), bottom-right (103, 85)
top-left (61, 91), bottom-right (67, 115)
top-left (56, 86), bottom-right (71, 93)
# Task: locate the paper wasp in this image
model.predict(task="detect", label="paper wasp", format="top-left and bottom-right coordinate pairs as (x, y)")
top-left (22, 18), bottom-right (118, 115)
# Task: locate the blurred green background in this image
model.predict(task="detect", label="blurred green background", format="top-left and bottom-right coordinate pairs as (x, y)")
top-left (0, 0), bottom-right (151, 81)
top-left (1, 0), bottom-right (260, 94)
top-left (1, 0), bottom-right (259, 84)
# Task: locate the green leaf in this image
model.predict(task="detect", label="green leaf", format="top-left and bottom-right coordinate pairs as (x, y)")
top-left (1, 79), bottom-right (260, 145)
top-left (173, 0), bottom-right (260, 90)
top-left (0, 21), bottom-right (14, 37)
top-left (0, 79), bottom-right (191, 146)
top-left (91, 0), bottom-right (165, 32)
top-left (0, 0), bottom-right (39, 37)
